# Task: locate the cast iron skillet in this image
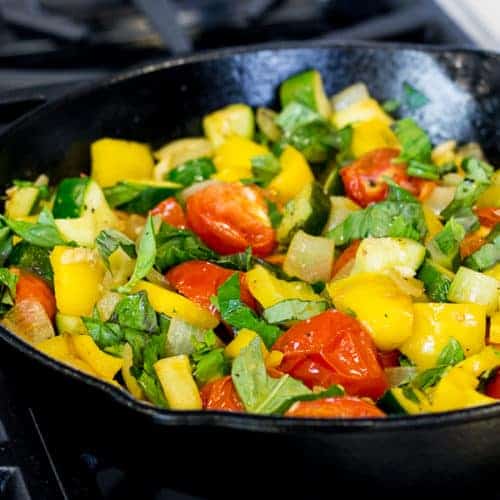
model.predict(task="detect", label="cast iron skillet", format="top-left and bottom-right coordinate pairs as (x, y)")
top-left (0, 42), bottom-right (499, 498)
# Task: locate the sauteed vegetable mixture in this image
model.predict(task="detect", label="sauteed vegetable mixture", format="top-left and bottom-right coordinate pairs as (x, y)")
top-left (2, 70), bottom-right (499, 418)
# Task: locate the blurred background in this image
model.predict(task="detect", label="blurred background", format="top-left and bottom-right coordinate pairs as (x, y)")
top-left (0, 0), bottom-right (498, 96)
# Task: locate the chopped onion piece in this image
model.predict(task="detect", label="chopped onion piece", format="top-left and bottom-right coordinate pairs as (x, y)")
top-left (165, 317), bottom-right (208, 357)
top-left (2, 299), bottom-right (54, 343)
top-left (284, 230), bottom-right (334, 283)
top-left (330, 83), bottom-right (369, 112)
top-left (424, 186), bottom-right (456, 215)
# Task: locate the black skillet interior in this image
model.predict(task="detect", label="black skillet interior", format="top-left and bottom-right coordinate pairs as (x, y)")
top-left (0, 42), bottom-right (500, 497)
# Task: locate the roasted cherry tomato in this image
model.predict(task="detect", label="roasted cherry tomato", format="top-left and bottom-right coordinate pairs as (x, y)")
top-left (485, 370), bottom-right (500, 399)
top-left (151, 197), bottom-right (186, 228)
top-left (475, 207), bottom-right (500, 228)
top-left (200, 376), bottom-right (244, 412)
top-left (273, 310), bottom-right (388, 399)
top-left (166, 260), bottom-right (256, 314)
top-left (14, 269), bottom-right (56, 320)
top-left (285, 396), bottom-right (385, 418)
top-left (460, 232), bottom-right (487, 259)
top-left (331, 240), bottom-right (361, 278)
top-left (378, 350), bottom-right (401, 369)
top-left (340, 148), bottom-right (418, 207)
top-left (186, 182), bottom-right (275, 256)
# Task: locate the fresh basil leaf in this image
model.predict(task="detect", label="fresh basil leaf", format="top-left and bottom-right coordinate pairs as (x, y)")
top-left (193, 348), bottom-right (229, 385)
top-left (401, 384), bottom-right (420, 404)
top-left (112, 291), bottom-right (158, 333)
top-left (167, 157), bottom-right (216, 186)
top-left (83, 317), bottom-right (125, 349)
top-left (213, 247), bottom-right (253, 271)
top-left (142, 331), bottom-right (167, 375)
top-left (155, 223), bottom-right (216, 272)
top-left (118, 215), bottom-right (156, 293)
top-left (402, 82), bottom-right (429, 110)
top-left (385, 179), bottom-right (418, 203)
top-left (399, 354), bottom-right (415, 367)
top-left (265, 199), bottom-right (282, 229)
top-left (334, 125), bottom-right (354, 165)
top-left (0, 268), bottom-right (18, 298)
top-left (328, 199), bottom-right (427, 246)
top-left (441, 157), bottom-right (493, 220)
top-left (1, 209), bottom-right (67, 248)
top-left (275, 384), bottom-right (345, 415)
top-left (0, 227), bottom-right (13, 267)
top-left (6, 241), bottom-right (52, 284)
top-left (427, 218), bottom-right (465, 271)
top-left (382, 99), bottom-right (400, 113)
top-left (263, 299), bottom-right (328, 324)
top-left (96, 229), bottom-right (136, 267)
top-left (103, 182), bottom-right (141, 208)
top-left (137, 371), bottom-right (168, 408)
top-left (437, 337), bottom-right (465, 366)
top-left (232, 338), bottom-right (311, 414)
top-left (407, 160), bottom-right (439, 180)
top-left (276, 102), bottom-right (321, 133)
top-left (286, 121), bottom-right (339, 163)
top-left (413, 366), bottom-right (447, 390)
top-left (216, 274), bottom-right (282, 348)
top-left (393, 118), bottom-right (432, 163)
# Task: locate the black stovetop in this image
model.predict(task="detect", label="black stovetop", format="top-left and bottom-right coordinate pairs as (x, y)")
top-left (0, 1), bottom-right (476, 499)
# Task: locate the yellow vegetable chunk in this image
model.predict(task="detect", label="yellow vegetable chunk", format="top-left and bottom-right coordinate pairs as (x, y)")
top-left (246, 265), bottom-right (322, 308)
top-left (64, 355), bottom-right (98, 376)
top-left (485, 263), bottom-right (500, 281)
top-left (203, 104), bottom-right (254, 148)
top-left (71, 334), bottom-right (123, 380)
top-left (430, 347), bottom-right (499, 413)
top-left (36, 335), bottom-right (72, 360)
top-left (431, 140), bottom-right (457, 166)
top-left (422, 205), bottom-right (444, 243)
top-left (224, 329), bottom-right (268, 359)
top-left (400, 303), bottom-right (486, 370)
top-left (331, 97), bottom-right (392, 129)
top-left (350, 119), bottom-right (400, 158)
top-left (266, 350), bottom-right (284, 369)
top-left (50, 246), bottom-right (105, 316)
top-left (490, 313), bottom-right (500, 344)
top-left (268, 146), bottom-right (314, 204)
top-left (91, 138), bottom-right (154, 188)
top-left (122, 343), bottom-right (144, 400)
top-left (154, 355), bottom-right (202, 410)
top-left (213, 136), bottom-right (268, 182)
top-left (134, 280), bottom-right (218, 329)
top-left (327, 272), bottom-right (414, 351)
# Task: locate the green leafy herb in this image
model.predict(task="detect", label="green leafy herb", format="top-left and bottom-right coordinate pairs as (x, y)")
top-left (216, 274), bottom-right (282, 348)
top-left (231, 338), bottom-right (311, 414)
top-left (441, 157), bottom-right (494, 220)
top-left (464, 224), bottom-right (500, 271)
top-left (0, 268), bottom-right (17, 298)
top-left (137, 371), bottom-right (168, 408)
top-left (401, 385), bottom-right (420, 404)
top-left (83, 317), bottom-right (125, 348)
top-left (427, 218), bottom-right (465, 271)
top-left (250, 154), bottom-right (281, 187)
top-left (333, 125), bottom-right (353, 165)
top-left (167, 157), bottom-right (216, 186)
top-left (399, 354), bottom-right (415, 367)
top-left (327, 199), bottom-right (427, 246)
top-left (0, 227), bottom-right (13, 267)
top-left (112, 291), bottom-right (158, 333)
top-left (276, 102), bottom-right (321, 133)
top-left (1, 209), bottom-right (67, 248)
top-left (286, 121), bottom-right (339, 163)
top-left (263, 299), bottom-right (328, 324)
top-left (393, 118), bottom-right (432, 163)
top-left (265, 199), bottom-right (282, 229)
top-left (95, 229), bottom-right (136, 267)
top-left (213, 247), bottom-right (253, 271)
top-left (407, 160), bottom-right (439, 180)
top-left (191, 333), bottom-right (229, 385)
top-left (382, 99), bottom-right (400, 113)
top-left (402, 82), bottom-right (429, 110)
top-left (118, 215), bottom-right (156, 293)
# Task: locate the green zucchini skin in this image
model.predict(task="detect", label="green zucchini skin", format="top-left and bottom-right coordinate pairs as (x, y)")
top-left (417, 259), bottom-right (454, 302)
top-left (52, 177), bottom-right (91, 219)
top-left (7, 241), bottom-right (53, 285)
top-left (277, 181), bottom-right (331, 245)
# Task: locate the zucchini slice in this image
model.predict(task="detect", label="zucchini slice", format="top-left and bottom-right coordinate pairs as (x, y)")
top-left (277, 181), bottom-right (330, 245)
top-left (448, 266), bottom-right (499, 314)
top-left (7, 241), bottom-right (53, 284)
top-left (378, 387), bottom-right (421, 415)
top-left (417, 259), bottom-right (455, 302)
top-left (203, 104), bottom-right (254, 148)
top-left (279, 70), bottom-right (331, 118)
top-left (5, 186), bottom-right (41, 219)
top-left (351, 237), bottom-right (426, 278)
top-left (256, 107), bottom-right (282, 142)
top-left (52, 177), bottom-right (91, 219)
top-left (55, 313), bottom-right (86, 335)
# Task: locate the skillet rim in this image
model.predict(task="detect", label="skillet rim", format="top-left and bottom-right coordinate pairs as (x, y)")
top-left (0, 39), bottom-right (499, 432)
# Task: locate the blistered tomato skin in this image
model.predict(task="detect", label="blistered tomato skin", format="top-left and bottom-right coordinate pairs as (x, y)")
top-left (200, 376), bottom-right (244, 412)
top-left (14, 270), bottom-right (56, 320)
top-left (273, 310), bottom-right (388, 400)
top-left (186, 182), bottom-right (276, 256)
top-left (151, 197), bottom-right (186, 228)
top-left (166, 260), bottom-right (256, 314)
top-left (285, 396), bottom-right (386, 418)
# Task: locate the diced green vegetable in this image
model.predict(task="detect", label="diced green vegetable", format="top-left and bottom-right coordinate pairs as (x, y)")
top-left (166, 157), bottom-right (215, 187)
top-left (279, 69), bottom-right (331, 118)
top-left (407, 160), bottom-right (439, 180)
top-left (393, 118), bottom-right (432, 163)
top-left (448, 266), bottom-right (499, 314)
top-left (277, 182), bottom-right (330, 245)
top-left (465, 225), bottom-right (500, 272)
top-left (427, 218), bottom-right (465, 271)
top-left (5, 186), bottom-right (41, 219)
top-left (250, 154), bottom-right (281, 187)
top-left (55, 313), bottom-right (86, 335)
top-left (417, 259), bottom-right (455, 302)
top-left (203, 103), bottom-right (254, 148)
top-left (378, 387), bottom-right (420, 415)
top-left (256, 107), bottom-right (282, 142)
top-left (52, 177), bottom-right (91, 218)
top-left (7, 241), bottom-right (53, 284)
